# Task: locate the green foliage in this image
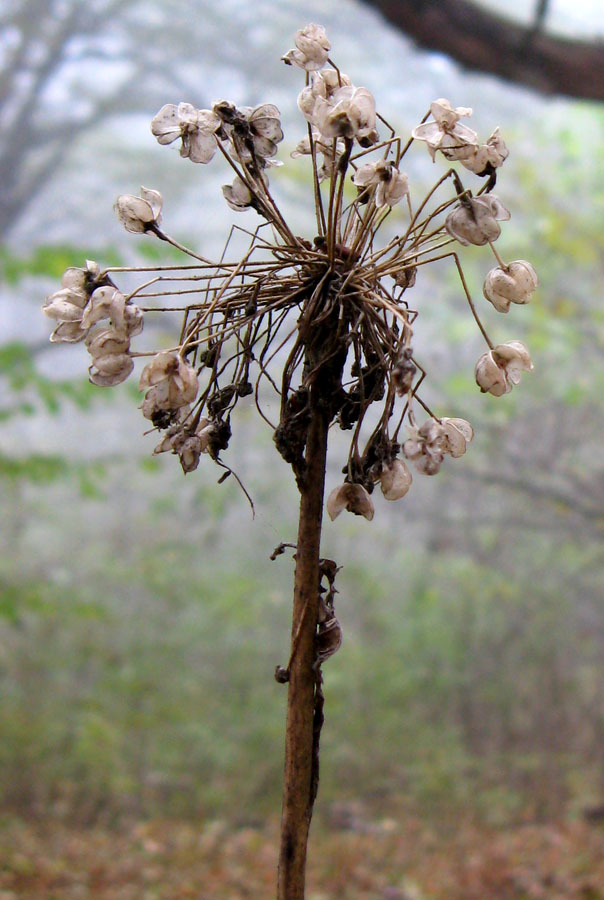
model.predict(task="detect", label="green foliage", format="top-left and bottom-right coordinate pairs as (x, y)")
top-left (0, 244), bottom-right (122, 284)
top-left (0, 343), bottom-right (98, 417)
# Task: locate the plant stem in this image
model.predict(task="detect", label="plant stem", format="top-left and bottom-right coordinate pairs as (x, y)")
top-left (277, 387), bottom-right (330, 900)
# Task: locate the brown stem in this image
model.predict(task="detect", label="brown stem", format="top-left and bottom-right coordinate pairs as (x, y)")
top-left (277, 389), bottom-right (330, 900)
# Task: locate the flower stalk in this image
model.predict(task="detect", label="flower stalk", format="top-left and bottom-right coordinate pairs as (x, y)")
top-left (278, 388), bottom-right (330, 900)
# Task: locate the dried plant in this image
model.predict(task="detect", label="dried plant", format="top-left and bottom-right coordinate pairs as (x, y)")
top-left (42, 23), bottom-right (537, 900)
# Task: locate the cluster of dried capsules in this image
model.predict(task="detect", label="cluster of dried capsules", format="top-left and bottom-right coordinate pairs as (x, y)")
top-left (43, 24), bottom-right (537, 519)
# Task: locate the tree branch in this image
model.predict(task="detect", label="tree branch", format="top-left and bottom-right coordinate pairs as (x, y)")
top-left (361, 0), bottom-right (604, 102)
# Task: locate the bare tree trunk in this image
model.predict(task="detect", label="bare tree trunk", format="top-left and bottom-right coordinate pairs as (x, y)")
top-left (277, 386), bottom-right (330, 900)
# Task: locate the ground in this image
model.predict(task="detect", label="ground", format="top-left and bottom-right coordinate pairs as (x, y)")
top-left (1, 812), bottom-right (603, 899)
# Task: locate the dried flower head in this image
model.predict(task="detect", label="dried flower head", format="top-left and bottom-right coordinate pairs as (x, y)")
top-left (461, 128), bottom-right (509, 176)
top-left (446, 194), bottom-right (511, 246)
top-left (352, 160), bottom-right (409, 208)
top-left (313, 85), bottom-right (377, 143)
top-left (412, 98), bottom-right (477, 161)
top-left (114, 187), bottom-right (162, 234)
top-left (327, 483), bottom-right (375, 521)
top-left (282, 23), bottom-right (331, 71)
top-left (379, 459), bottom-right (412, 500)
top-left (483, 260), bottom-right (538, 312)
top-left (403, 420), bottom-right (446, 475)
top-left (42, 24), bottom-right (535, 519)
top-left (151, 103), bottom-right (222, 163)
top-left (475, 341), bottom-right (533, 396)
top-left (440, 417), bottom-right (474, 457)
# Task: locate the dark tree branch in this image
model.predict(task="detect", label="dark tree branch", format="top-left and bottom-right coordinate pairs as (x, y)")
top-left (361, 0), bottom-right (604, 102)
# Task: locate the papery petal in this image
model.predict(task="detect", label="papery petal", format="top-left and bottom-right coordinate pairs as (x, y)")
top-left (442, 417), bottom-right (474, 443)
top-left (475, 351), bottom-right (509, 396)
top-left (477, 194), bottom-right (510, 222)
top-left (153, 432), bottom-right (176, 455)
top-left (437, 125), bottom-right (478, 161)
top-left (150, 104), bottom-right (181, 142)
top-left (251, 115), bottom-right (283, 142)
top-left (140, 186), bottom-right (162, 219)
top-left (173, 363), bottom-right (198, 404)
top-left (48, 285), bottom-right (88, 310)
top-left (445, 196), bottom-right (509, 246)
top-left (85, 328), bottom-right (130, 358)
top-left (89, 354), bottom-right (133, 386)
top-left (251, 134), bottom-right (279, 159)
top-left (177, 435), bottom-right (202, 473)
top-left (284, 23), bottom-right (330, 70)
top-left (440, 417), bottom-right (473, 457)
top-left (317, 68), bottom-right (351, 96)
top-left (184, 130), bottom-right (217, 163)
top-left (197, 108), bottom-right (221, 133)
top-left (139, 350), bottom-right (179, 390)
top-left (177, 101), bottom-right (199, 124)
top-left (61, 267), bottom-right (87, 291)
top-left (42, 295), bottom-right (85, 321)
top-left (291, 135), bottom-right (313, 158)
top-left (297, 86), bottom-right (318, 122)
top-left (380, 459), bottom-right (412, 500)
top-left (222, 177), bottom-right (253, 211)
top-left (114, 195), bottom-right (156, 233)
top-left (418, 419), bottom-right (445, 445)
top-left (411, 121), bottom-right (443, 145)
top-left (492, 341), bottom-right (533, 386)
top-left (352, 162), bottom-right (379, 188)
top-left (484, 260), bottom-right (538, 312)
top-left (430, 98), bottom-right (472, 128)
top-left (81, 286), bottom-right (125, 330)
top-left (142, 381), bottom-right (171, 418)
top-left (378, 170), bottom-right (409, 208)
top-left (49, 321), bottom-right (89, 343)
top-left (413, 454), bottom-right (442, 475)
top-left (402, 437), bottom-right (422, 460)
top-left (327, 483), bottom-right (374, 521)
top-left (123, 303), bottom-right (144, 337)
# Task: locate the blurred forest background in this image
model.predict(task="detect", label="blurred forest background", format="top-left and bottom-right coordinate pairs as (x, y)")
top-left (2, 0), bottom-right (604, 897)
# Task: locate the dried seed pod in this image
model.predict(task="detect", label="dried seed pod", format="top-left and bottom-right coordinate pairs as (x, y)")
top-left (379, 459), bottom-right (412, 500)
top-left (327, 483), bottom-right (375, 521)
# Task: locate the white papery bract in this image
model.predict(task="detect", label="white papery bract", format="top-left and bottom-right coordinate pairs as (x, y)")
top-left (445, 195), bottom-right (511, 246)
top-left (114, 187), bottom-right (162, 234)
top-left (475, 341), bottom-right (533, 396)
top-left (483, 260), bottom-right (538, 313)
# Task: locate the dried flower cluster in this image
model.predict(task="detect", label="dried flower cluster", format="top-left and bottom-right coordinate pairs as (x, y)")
top-left (42, 24), bottom-right (537, 519)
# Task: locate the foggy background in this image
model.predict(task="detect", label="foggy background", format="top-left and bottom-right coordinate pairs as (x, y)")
top-left (2, 1), bottom-right (604, 897)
